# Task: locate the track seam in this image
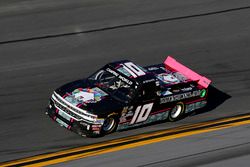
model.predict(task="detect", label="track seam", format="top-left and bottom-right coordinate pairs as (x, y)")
top-left (0, 6), bottom-right (250, 45)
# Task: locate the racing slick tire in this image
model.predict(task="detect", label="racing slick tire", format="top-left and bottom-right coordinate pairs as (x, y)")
top-left (168, 102), bottom-right (185, 122)
top-left (101, 116), bottom-right (119, 135)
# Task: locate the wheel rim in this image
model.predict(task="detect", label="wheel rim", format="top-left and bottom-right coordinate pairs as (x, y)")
top-left (102, 117), bottom-right (115, 132)
top-left (171, 104), bottom-right (182, 119)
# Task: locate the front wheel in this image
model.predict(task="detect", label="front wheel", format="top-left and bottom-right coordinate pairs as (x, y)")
top-left (168, 102), bottom-right (185, 122)
top-left (101, 116), bottom-right (118, 135)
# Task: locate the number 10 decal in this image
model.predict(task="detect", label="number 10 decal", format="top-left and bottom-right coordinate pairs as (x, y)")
top-left (130, 103), bottom-right (154, 124)
top-left (123, 62), bottom-right (146, 78)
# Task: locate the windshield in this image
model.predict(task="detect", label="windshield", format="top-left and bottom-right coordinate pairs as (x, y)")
top-left (88, 69), bottom-right (136, 103)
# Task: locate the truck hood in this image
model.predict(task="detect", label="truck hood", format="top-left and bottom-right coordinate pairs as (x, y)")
top-left (55, 79), bottom-right (123, 116)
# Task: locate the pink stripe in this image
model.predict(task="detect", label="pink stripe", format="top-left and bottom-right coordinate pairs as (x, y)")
top-left (115, 64), bottom-right (122, 69)
top-left (119, 119), bottom-right (132, 124)
top-left (150, 108), bottom-right (171, 115)
top-left (62, 94), bottom-right (68, 98)
top-left (185, 98), bottom-right (206, 104)
top-left (164, 56), bottom-right (211, 88)
top-left (62, 92), bottom-right (71, 98)
top-left (55, 109), bottom-right (59, 113)
top-left (53, 116), bottom-right (57, 120)
top-left (76, 103), bottom-right (83, 108)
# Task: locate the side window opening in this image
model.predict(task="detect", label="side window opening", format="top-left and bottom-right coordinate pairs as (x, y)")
top-left (140, 83), bottom-right (157, 101)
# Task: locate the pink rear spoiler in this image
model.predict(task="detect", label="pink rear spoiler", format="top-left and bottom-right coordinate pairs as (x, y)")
top-left (164, 56), bottom-right (211, 88)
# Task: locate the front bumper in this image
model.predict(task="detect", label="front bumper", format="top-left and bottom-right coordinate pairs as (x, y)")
top-left (46, 100), bottom-right (103, 137)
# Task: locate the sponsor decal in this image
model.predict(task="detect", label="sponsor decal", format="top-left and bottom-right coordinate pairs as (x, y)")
top-left (185, 100), bottom-right (207, 113)
top-left (172, 72), bottom-right (187, 82)
top-left (157, 73), bottom-right (180, 84)
top-left (110, 80), bottom-right (130, 90)
top-left (181, 87), bottom-right (193, 92)
top-left (117, 109), bottom-right (169, 131)
top-left (119, 107), bottom-right (132, 123)
top-left (157, 72), bottom-right (187, 85)
top-left (106, 67), bottom-right (119, 77)
top-left (172, 89), bottom-right (180, 93)
top-left (92, 125), bottom-right (101, 131)
top-left (106, 68), bottom-right (133, 85)
top-left (160, 90), bottom-right (201, 104)
top-left (93, 119), bottom-right (105, 125)
top-left (161, 90), bottom-right (173, 96)
top-left (64, 87), bottom-right (108, 106)
top-left (147, 67), bottom-right (159, 71)
top-left (92, 125), bottom-right (102, 128)
top-left (126, 110), bottom-right (134, 117)
top-left (156, 81), bottom-right (160, 86)
top-left (143, 78), bottom-right (156, 84)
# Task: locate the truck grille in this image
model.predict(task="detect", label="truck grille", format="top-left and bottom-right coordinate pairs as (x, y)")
top-left (53, 99), bottom-right (82, 120)
top-left (52, 92), bottom-right (97, 123)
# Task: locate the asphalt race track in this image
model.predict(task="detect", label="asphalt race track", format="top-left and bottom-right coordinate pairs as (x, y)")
top-left (1, 0), bottom-right (250, 166)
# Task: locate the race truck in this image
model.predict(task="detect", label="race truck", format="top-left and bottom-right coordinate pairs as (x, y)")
top-left (46, 56), bottom-right (211, 137)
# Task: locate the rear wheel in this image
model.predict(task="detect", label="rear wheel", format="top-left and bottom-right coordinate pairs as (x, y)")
top-left (168, 102), bottom-right (185, 122)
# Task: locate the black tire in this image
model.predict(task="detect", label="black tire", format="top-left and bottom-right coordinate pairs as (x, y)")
top-left (168, 102), bottom-right (185, 122)
top-left (101, 116), bottom-right (119, 135)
